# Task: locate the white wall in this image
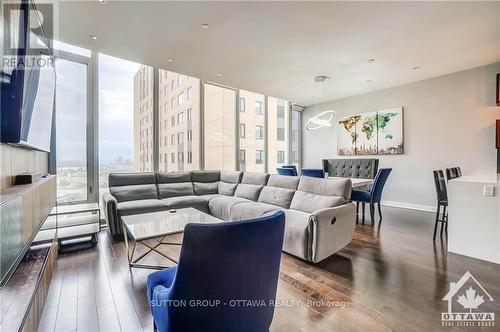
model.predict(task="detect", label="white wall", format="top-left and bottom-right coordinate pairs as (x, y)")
top-left (302, 62), bottom-right (500, 211)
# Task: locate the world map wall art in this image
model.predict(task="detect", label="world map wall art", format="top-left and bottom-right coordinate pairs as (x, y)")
top-left (338, 107), bottom-right (404, 155)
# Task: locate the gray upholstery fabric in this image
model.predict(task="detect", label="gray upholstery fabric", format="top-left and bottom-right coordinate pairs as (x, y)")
top-left (322, 158), bottom-right (379, 179)
top-left (163, 195), bottom-right (209, 213)
top-left (116, 199), bottom-right (168, 216)
top-left (267, 174), bottom-right (300, 189)
top-left (110, 184), bottom-right (159, 203)
top-left (258, 186), bottom-right (296, 208)
top-left (220, 170), bottom-right (243, 183)
top-left (109, 173), bottom-right (159, 203)
top-left (191, 170), bottom-right (220, 195)
top-left (234, 183), bottom-right (264, 201)
top-left (193, 182), bottom-right (219, 195)
top-left (156, 172), bottom-right (195, 199)
top-left (208, 196), bottom-right (250, 220)
top-left (191, 170), bottom-right (220, 182)
top-left (282, 209), bottom-right (311, 260)
top-left (109, 173), bottom-right (157, 186)
top-left (102, 191), bottom-right (121, 240)
top-left (230, 202), bottom-right (281, 221)
top-left (290, 177), bottom-right (351, 213)
top-left (241, 172), bottom-right (269, 185)
top-left (218, 182), bottom-right (238, 196)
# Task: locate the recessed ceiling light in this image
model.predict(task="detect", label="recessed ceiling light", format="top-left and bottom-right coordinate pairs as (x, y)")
top-left (365, 79), bottom-right (372, 83)
top-left (368, 59), bottom-right (375, 63)
top-left (97, 0), bottom-right (105, 3)
top-left (89, 35), bottom-right (99, 40)
top-left (167, 58), bottom-right (174, 62)
top-left (413, 66), bottom-right (421, 70)
top-left (216, 73), bottom-right (223, 77)
top-left (314, 75), bottom-right (329, 83)
top-left (201, 23), bottom-right (209, 29)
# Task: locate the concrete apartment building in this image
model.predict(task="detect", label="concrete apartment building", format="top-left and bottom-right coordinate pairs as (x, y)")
top-left (134, 66), bottom-right (295, 173)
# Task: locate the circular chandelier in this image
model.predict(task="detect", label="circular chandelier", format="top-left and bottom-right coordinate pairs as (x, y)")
top-left (305, 110), bottom-right (336, 131)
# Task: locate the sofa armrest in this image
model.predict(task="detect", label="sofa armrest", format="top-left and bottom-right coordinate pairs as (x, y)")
top-left (307, 202), bottom-right (356, 263)
top-left (102, 191), bottom-right (122, 241)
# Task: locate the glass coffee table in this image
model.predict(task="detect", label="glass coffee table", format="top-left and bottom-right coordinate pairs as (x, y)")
top-left (121, 208), bottom-right (223, 269)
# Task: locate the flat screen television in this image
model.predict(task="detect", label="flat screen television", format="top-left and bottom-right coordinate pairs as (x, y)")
top-left (1, 0), bottom-right (56, 152)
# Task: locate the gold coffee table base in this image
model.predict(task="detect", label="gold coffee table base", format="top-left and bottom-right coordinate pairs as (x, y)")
top-left (123, 224), bottom-right (181, 270)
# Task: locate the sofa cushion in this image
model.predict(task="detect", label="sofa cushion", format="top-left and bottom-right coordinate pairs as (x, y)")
top-left (235, 184), bottom-right (264, 201)
top-left (281, 209), bottom-right (311, 260)
top-left (217, 170), bottom-right (242, 196)
top-left (116, 199), bottom-right (168, 217)
top-left (258, 186), bottom-right (296, 209)
top-left (162, 195), bottom-right (209, 213)
top-left (220, 170), bottom-right (243, 183)
top-left (290, 177), bottom-right (351, 213)
top-left (241, 172), bottom-right (269, 186)
top-left (266, 174), bottom-right (300, 190)
top-left (156, 172), bottom-right (195, 199)
top-left (230, 202), bottom-right (281, 221)
top-left (109, 173), bottom-right (158, 203)
top-left (191, 170), bottom-right (220, 195)
top-left (208, 196), bottom-right (250, 220)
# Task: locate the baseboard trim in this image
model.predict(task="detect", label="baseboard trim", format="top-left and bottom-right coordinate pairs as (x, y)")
top-left (381, 200), bottom-right (436, 213)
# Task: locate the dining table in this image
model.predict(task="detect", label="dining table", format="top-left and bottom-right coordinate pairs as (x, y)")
top-left (328, 177), bottom-right (374, 188)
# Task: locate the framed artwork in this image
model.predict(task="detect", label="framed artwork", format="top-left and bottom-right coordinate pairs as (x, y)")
top-left (337, 108), bottom-right (404, 155)
top-left (377, 107), bottom-right (404, 155)
top-left (337, 115), bottom-right (360, 155)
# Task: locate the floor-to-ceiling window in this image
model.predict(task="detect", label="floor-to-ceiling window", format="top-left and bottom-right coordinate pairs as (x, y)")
top-left (204, 83), bottom-right (237, 170)
top-left (54, 57), bottom-right (88, 204)
top-left (158, 70), bottom-right (201, 172)
top-left (98, 54), bottom-right (144, 200)
top-left (291, 109), bottom-right (301, 169)
top-left (268, 97), bottom-right (289, 173)
top-left (238, 90), bottom-right (266, 172)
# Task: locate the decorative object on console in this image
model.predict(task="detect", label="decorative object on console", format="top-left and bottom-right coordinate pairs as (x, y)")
top-left (337, 107), bottom-right (404, 155)
top-left (14, 172), bottom-right (43, 185)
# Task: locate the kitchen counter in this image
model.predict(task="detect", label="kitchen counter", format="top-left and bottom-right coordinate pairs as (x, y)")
top-left (448, 173), bottom-right (500, 264)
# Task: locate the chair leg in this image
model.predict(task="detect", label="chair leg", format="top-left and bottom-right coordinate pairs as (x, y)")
top-left (433, 205), bottom-right (440, 240)
top-left (377, 202), bottom-right (382, 222)
top-left (369, 203), bottom-right (375, 224)
top-left (362, 203), bottom-right (366, 224)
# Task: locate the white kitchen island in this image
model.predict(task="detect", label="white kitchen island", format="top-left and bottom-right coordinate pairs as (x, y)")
top-left (448, 173), bottom-right (500, 264)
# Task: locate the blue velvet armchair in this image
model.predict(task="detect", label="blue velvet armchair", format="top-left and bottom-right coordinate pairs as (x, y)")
top-left (276, 167), bottom-right (296, 176)
top-left (147, 211), bottom-right (285, 332)
top-left (351, 168), bottom-right (392, 224)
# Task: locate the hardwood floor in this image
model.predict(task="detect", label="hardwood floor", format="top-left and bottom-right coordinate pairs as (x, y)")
top-left (37, 206), bottom-right (500, 332)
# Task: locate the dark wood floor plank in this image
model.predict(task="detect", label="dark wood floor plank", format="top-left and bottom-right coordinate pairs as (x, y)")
top-left (40, 207), bottom-right (500, 332)
top-left (77, 296), bottom-right (99, 332)
top-left (37, 304), bottom-right (58, 332)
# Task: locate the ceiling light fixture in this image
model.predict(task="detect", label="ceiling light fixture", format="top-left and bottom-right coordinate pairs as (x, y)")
top-left (305, 110), bottom-right (336, 131)
top-left (314, 75), bottom-right (329, 83)
top-left (97, 0), bottom-right (105, 3)
top-left (365, 79), bottom-right (372, 83)
top-left (413, 66), bottom-right (421, 70)
top-left (201, 23), bottom-right (209, 29)
top-left (368, 58), bottom-right (375, 63)
top-left (89, 35), bottom-right (99, 40)
top-left (217, 73), bottom-right (223, 77)
top-left (167, 58), bottom-right (174, 62)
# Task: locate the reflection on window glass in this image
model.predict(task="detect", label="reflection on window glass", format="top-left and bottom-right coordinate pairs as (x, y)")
top-left (204, 83), bottom-right (236, 170)
top-left (158, 69), bottom-right (201, 172)
top-left (239, 90), bottom-right (265, 172)
top-left (291, 110), bottom-right (301, 168)
top-left (98, 54), bottom-right (146, 202)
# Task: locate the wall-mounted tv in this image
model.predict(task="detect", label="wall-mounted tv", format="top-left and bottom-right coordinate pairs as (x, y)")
top-left (1, 0), bottom-right (56, 152)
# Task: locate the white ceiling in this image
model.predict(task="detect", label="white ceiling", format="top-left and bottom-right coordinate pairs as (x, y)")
top-left (57, 1), bottom-right (500, 106)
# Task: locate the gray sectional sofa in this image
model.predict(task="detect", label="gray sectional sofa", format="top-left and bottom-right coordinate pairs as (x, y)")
top-left (102, 170), bottom-right (356, 263)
